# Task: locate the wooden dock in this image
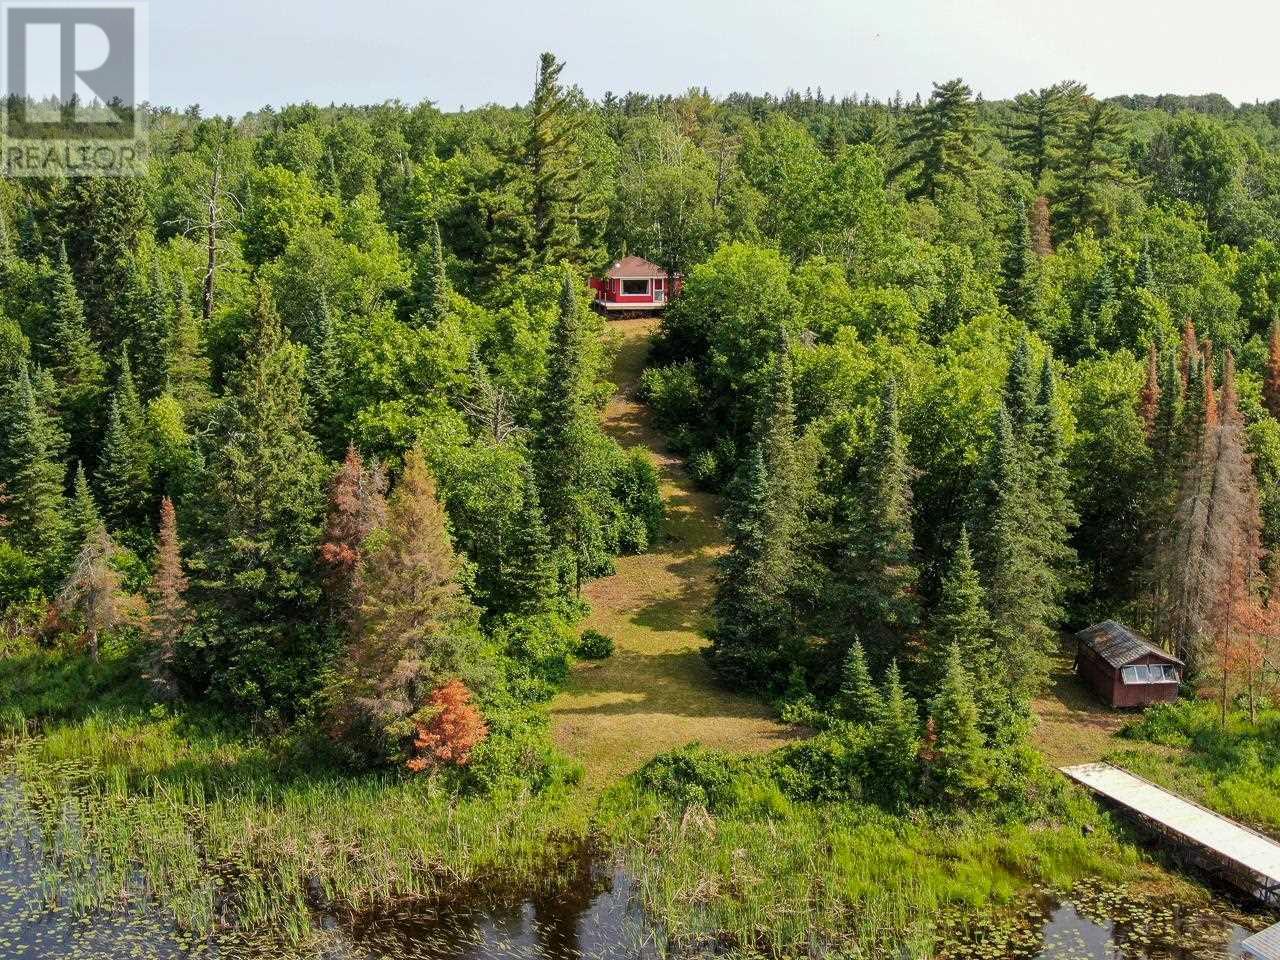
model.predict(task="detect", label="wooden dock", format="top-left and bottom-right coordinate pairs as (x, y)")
top-left (1061, 762), bottom-right (1280, 904)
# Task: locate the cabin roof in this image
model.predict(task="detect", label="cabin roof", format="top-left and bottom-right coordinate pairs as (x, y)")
top-left (1076, 620), bottom-right (1184, 670)
top-left (604, 255), bottom-right (667, 279)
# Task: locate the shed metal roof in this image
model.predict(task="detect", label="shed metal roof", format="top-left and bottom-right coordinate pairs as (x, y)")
top-left (1075, 620), bottom-right (1184, 669)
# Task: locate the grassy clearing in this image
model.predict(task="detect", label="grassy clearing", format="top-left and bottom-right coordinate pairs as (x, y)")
top-left (1030, 641), bottom-right (1132, 767)
top-left (550, 317), bottom-right (792, 786)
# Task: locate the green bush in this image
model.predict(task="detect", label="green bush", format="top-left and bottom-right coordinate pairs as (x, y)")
top-left (640, 361), bottom-right (702, 432)
top-left (637, 744), bottom-right (742, 812)
top-left (611, 448), bottom-right (664, 553)
top-left (492, 613), bottom-right (576, 703)
top-left (769, 732), bottom-right (865, 804)
top-left (576, 628), bottom-right (615, 660)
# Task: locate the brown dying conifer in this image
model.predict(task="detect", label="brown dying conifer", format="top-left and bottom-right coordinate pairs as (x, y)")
top-left (147, 497), bottom-right (190, 696)
top-left (1264, 319), bottom-right (1280, 420)
top-left (1029, 196), bottom-right (1053, 256)
top-left (319, 444), bottom-right (387, 605)
top-left (1139, 342), bottom-right (1160, 437)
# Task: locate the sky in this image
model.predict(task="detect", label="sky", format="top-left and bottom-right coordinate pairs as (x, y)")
top-left (146, 0), bottom-right (1280, 115)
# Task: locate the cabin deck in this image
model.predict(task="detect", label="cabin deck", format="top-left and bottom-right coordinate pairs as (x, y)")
top-left (1062, 762), bottom-right (1280, 902)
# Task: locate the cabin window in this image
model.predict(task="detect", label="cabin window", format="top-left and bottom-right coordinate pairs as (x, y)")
top-left (621, 278), bottom-right (650, 296)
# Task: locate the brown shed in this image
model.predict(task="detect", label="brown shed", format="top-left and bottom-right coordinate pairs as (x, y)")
top-left (1075, 620), bottom-right (1183, 709)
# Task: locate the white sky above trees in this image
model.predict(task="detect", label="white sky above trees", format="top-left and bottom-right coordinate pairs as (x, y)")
top-left (152, 0), bottom-right (1280, 114)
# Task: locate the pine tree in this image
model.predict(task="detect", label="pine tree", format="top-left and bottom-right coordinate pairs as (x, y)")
top-left (869, 661), bottom-right (920, 809)
top-left (525, 52), bottom-right (603, 267)
top-left (834, 639), bottom-right (881, 725)
top-left (1056, 100), bottom-right (1130, 236)
top-left (927, 643), bottom-right (991, 805)
top-left (0, 365), bottom-right (68, 572)
top-left (1265, 318), bottom-right (1280, 420)
top-left (334, 447), bottom-right (486, 761)
top-left (43, 243), bottom-right (105, 463)
top-left (147, 496), bottom-right (190, 697)
top-left (196, 283), bottom-right (328, 714)
top-left (841, 379), bottom-right (919, 667)
top-left (891, 79), bottom-right (981, 201)
top-left (1000, 198), bottom-right (1036, 319)
top-left (1007, 82), bottom-right (1084, 185)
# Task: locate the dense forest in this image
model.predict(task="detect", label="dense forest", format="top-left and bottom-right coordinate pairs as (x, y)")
top-left (5, 52), bottom-right (1280, 953)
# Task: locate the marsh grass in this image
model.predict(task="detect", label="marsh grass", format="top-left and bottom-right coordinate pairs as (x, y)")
top-left (595, 758), bottom-right (1152, 959)
top-left (1, 707), bottom-right (592, 944)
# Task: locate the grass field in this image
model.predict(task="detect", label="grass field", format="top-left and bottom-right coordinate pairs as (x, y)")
top-left (549, 317), bottom-right (793, 787)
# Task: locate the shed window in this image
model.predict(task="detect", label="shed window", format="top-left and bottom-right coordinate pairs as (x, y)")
top-left (1121, 664), bottom-right (1180, 684)
top-left (621, 278), bottom-right (651, 296)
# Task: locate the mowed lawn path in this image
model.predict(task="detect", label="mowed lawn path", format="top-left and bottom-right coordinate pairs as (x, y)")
top-left (550, 316), bottom-right (793, 786)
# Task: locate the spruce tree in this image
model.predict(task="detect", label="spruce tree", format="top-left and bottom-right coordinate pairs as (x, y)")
top-left (135, 259), bottom-right (173, 398)
top-left (924, 527), bottom-right (994, 697)
top-left (43, 243), bottom-right (105, 463)
top-left (869, 661), bottom-right (920, 810)
top-left (834, 639), bottom-right (881, 725)
top-left (0, 365), bottom-right (68, 574)
top-left (973, 406), bottom-right (1054, 717)
top-left (165, 278), bottom-right (214, 422)
top-left (841, 378), bottom-right (919, 667)
top-left (1029, 356), bottom-right (1077, 602)
top-left (1135, 237), bottom-right (1155, 290)
top-left (412, 221), bottom-right (449, 326)
top-left (501, 463), bottom-right (556, 616)
top-left (1003, 335), bottom-right (1039, 437)
top-left (95, 357), bottom-right (154, 535)
top-left (306, 293), bottom-right (344, 457)
top-left (1000, 198), bottom-right (1036, 319)
top-left (68, 460), bottom-right (101, 550)
top-left (196, 283), bottom-right (328, 715)
top-left (536, 274), bottom-right (597, 594)
top-left (1265, 318), bottom-right (1280, 420)
top-left (1139, 342), bottom-right (1161, 436)
top-left (147, 496), bottom-right (190, 698)
top-left (334, 446), bottom-right (486, 761)
top-left (927, 643), bottom-right (991, 805)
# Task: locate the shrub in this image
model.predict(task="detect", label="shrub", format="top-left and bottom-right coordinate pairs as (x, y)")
top-left (576, 628), bottom-right (614, 660)
top-left (637, 745), bottom-right (742, 812)
top-left (611, 448), bottom-right (664, 553)
top-left (689, 449), bottom-right (719, 487)
top-left (640, 361), bottom-right (702, 431)
top-left (769, 732), bottom-right (865, 804)
top-left (492, 613), bottom-right (575, 702)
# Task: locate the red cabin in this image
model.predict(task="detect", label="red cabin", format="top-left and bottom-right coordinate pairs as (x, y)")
top-left (589, 256), bottom-right (682, 313)
top-left (1075, 620), bottom-right (1183, 709)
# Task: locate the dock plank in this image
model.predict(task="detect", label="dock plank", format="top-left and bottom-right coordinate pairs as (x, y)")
top-left (1061, 762), bottom-right (1280, 883)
